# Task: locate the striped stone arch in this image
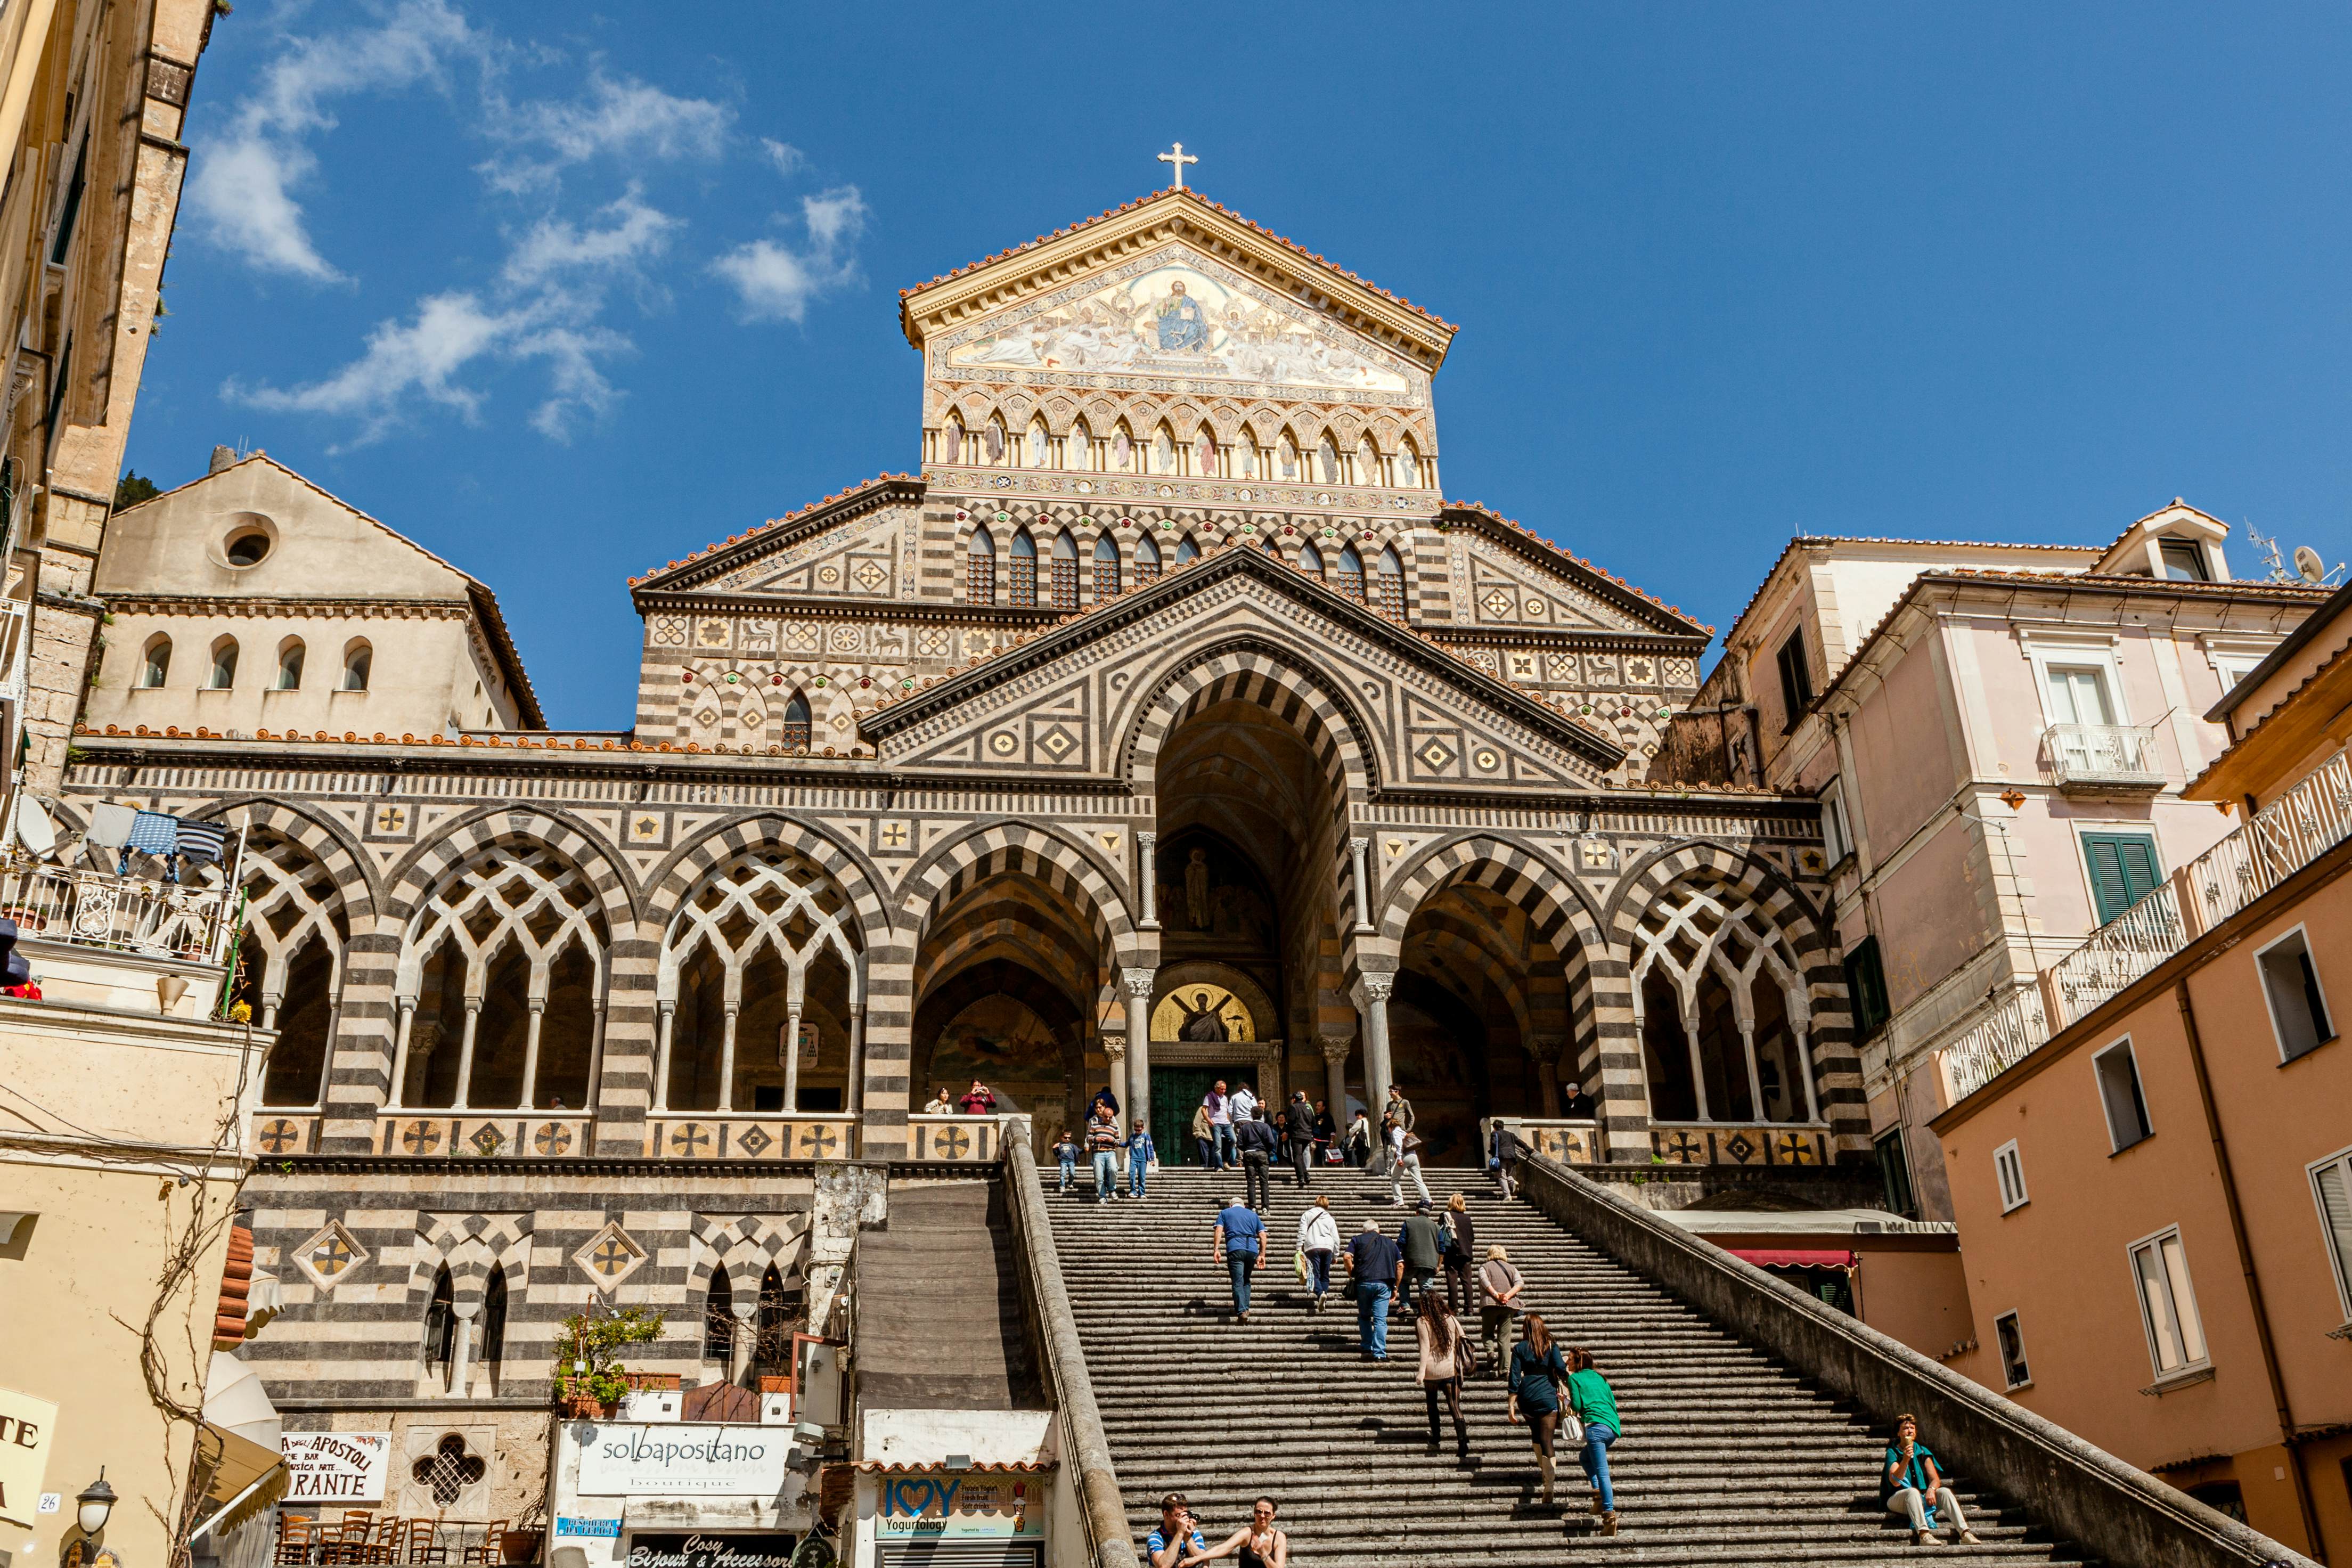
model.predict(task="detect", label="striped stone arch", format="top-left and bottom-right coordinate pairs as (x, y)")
top-left (411, 1212), bottom-right (533, 1313)
top-left (383, 805), bottom-right (639, 930)
top-left (1122, 636), bottom-right (1378, 811)
top-left (644, 813), bottom-right (894, 946)
top-left (1604, 838), bottom-right (1865, 1159)
top-left (1374, 831), bottom-right (1607, 1095)
top-left (896, 819), bottom-right (1139, 960)
top-left (186, 795), bottom-right (382, 922)
top-left (685, 1212), bottom-right (814, 1298)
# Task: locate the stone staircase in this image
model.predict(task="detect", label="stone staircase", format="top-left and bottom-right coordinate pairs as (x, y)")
top-left (1040, 1164), bottom-right (2093, 1566)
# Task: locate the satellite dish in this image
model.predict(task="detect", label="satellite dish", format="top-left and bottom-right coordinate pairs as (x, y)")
top-left (2295, 545), bottom-right (2328, 584)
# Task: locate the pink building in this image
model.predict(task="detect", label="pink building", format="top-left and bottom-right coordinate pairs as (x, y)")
top-left (1665, 505), bottom-right (2330, 1220)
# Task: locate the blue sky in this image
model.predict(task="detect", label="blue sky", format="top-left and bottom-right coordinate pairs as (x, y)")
top-left (127, 3), bottom-right (2352, 728)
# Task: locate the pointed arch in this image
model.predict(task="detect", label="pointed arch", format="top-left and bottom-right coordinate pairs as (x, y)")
top-left (1070, 415), bottom-right (1093, 470)
top-left (1091, 532), bottom-right (1121, 600)
top-left (1048, 528), bottom-right (1079, 610)
top-left (1373, 544), bottom-right (1406, 619)
top-left (967, 522), bottom-right (997, 604)
top-left (1174, 533), bottom-right (1202, 565)
top-left (941, 412), bottom-right (965, 464)
top-left (1009, 526), bottom-right (1039, 606)
top-left (780, 687), bottom-right (812, 750)
top-left (1297, 540), bottom-right (1325, 578)
top-left (1027, 414), bottom-right (1051, 468)
top-left (1121, 637), bottom-right (1379, 812)
top-left (1336, 544), bottom-right (1366, 602)
top-left (1133, 530), bottom-right (1162, 586)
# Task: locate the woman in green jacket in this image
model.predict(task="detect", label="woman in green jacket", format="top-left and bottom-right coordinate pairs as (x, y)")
top-left (1567, 1348), bottom-right (1623, 1537)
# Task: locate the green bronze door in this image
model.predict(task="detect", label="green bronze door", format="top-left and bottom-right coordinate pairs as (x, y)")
top-left (1152, 1066), bottom-right (1223, 1165)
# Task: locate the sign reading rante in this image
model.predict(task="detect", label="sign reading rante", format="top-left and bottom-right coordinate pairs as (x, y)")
top-left (576, 1426), bottom-right (787, 1497)
top-left (282, 1433), bottom-right (391, 1503)
top-left (624, 1534), bottom-right (795, 1568)
top-left (0, 1387), bottom-right (59, 1529)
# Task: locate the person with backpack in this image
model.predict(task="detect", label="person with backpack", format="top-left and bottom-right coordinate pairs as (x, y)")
top-left (1126, 1117), bottom-right (1156, 1199)
top-left (1399, 1198), bottom-right (1446, 1308)
top-left (1235, 1106), bottom-right (1279, 1213)
top-left (1568, 1347), bottom-right (1624, 1537)
top-left (1211, 1194), bottom-right (1266, 1322)
top-left (1479, 1244), bottom-right (1526, 1370)
top-left (1506, 1312), bottom-right (1573, 1508)
top-left (1489, 1118), bottom-right (1525, 1200)
top-left (1441, 1193), bottom-right (1477, 1313)
top-left (1415, 1288), bottom-right (1478, 1463)
top-left (1295, 1194), bottom-right (1340, 1312)
top-left (1389, 1114), bottom-right (1432, 1207)
top-left (1282, 1090), bottom-right (1317, 1187)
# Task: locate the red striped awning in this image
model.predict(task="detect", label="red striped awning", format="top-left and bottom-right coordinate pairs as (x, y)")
top-left (1732, 1247), bottom-right (1858, 1270)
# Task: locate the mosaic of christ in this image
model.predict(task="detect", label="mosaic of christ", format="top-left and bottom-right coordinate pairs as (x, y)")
top-left (946, 261), bottom-right (1413, 395)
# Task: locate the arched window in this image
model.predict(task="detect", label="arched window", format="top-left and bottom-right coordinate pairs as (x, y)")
top-left (780, 689), bottom-right (812, 752)
top-left (941, 414), bottom-right (963, 464)
top-left (1048, 531), bottom-right (1078, 610)
top-left (1028, 416), bottom-right (1051, 468)
top-left (1133, 532), bottom-right (1162, 586)
top-left (275, 638), bottom-right (305, 691)
top-left (479, 1269), bottom-right (507, 1371)
top-left (703, 1271), bottom-right (736, 1362)
top-left (207, 636), bottom-right (239, 690)
top-left (1374, 545), bottom-right (1406, 619)
top-left (423, 1265), bottom-right (456, 1379)
top-left (1631, 880), bottom-right (1820, 1127)
top-left (1008, 528), bottom-right (1038, 607)
top-left (1336, 544), bottom-right (1365, 601)
top-left (1091, 534), bottom-right (1121, 600)
top-left (1298, 541), bottom-right (1325, 579)
top-left (341, 640), bottom-right (372, 692)
top-left (752, 1263), bottom-right (800, 1381)
top-left (967, 525), bottom-right (996, 603)
top-left (1175, 534), bottom-right (1202, 565)
top-left (138, 635), bottom-right (170, 689)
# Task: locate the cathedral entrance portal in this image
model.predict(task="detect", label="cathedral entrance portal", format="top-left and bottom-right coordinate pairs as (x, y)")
top-left (1146, 966), bottom-right (1279, 1165)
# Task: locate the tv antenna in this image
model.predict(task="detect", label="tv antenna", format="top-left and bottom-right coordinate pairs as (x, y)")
top-left (2247, 525), bottom-right (2345, 587)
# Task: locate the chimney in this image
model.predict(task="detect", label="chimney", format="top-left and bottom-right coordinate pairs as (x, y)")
top-left (209, 445), bottom-right (238, 475)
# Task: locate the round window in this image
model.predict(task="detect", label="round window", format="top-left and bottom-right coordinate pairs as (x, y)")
top-left (225, 530), bottom-right (271, 566)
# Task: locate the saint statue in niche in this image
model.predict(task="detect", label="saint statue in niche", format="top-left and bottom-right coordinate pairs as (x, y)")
top-left (1185, 847), bottom-right (1211, 930)
top-left (1173, 991), bottom-right (1230, 1042)
top-left (1156, 281), bottom-right (1213, 352)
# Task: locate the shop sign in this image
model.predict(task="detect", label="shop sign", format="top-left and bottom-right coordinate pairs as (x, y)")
top-left (554, 1520), bottom-right (622, 1540)
top-left (283, 1433), bottom-right (391, 1503)
top-left (0, 1386), bottom-right (59, 1529)
top-left (875, 1474), bottom-right (1040, 1540)
top-left (577, 1426), bottom-right (787, 1498)
top-left (623, 1533), bottom-right (796, 1568)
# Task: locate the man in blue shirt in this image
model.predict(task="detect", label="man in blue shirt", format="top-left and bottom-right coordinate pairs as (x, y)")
top-left (1144, 1492), bottom-right (1208, 1568)
top-left (1345, 1217), bottom-right (1404, 1359)
top-left (1212, 1196), bottom-right (1265, 1321)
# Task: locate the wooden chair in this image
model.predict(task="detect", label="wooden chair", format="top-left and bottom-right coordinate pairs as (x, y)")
top-left (404, 1519), bottom-right (447, 1565)
top-left (460, 1522), bottom-right (508, 1567)
top-left (369, 1516), bottom-right (404, 1564)
top-left (273, 1518), bottom-right (314, 1567)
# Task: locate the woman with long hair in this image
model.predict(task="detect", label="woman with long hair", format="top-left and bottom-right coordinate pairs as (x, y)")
top-left (1567, 1347), bottom-right (1624, 1537)
top-left (1414, 1286), bottom-right (1477, 1462)
top-left (1183, 1496), bottom-right (1287, 1568)
top-left (1507, 1311), bottom-right (1573, 1506)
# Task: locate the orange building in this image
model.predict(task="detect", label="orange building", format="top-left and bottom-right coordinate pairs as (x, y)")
top-left (1933, 577), bottom-right (2352, 1558)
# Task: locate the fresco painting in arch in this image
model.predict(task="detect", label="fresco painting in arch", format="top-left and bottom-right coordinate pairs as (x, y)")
top-left (927, 994), bottom-right (1072, 1145)
top-left (945, 259), bottom-right (1416, 395)
top-left (1149, 984), bottom-right (1255, 1043)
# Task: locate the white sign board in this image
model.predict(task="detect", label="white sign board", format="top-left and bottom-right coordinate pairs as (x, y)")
top-left (575, 1425), bottom-right (788, 1498)
top-left (283, 1433), bottom-right (391, 1503)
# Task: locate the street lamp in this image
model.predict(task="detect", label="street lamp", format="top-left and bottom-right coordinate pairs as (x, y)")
top-left (76, 1471), bottom-right (117, 1537)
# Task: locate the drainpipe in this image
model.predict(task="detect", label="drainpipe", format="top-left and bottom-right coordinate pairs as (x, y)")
top-left (2175, 978), bottom-right (2323, 1560)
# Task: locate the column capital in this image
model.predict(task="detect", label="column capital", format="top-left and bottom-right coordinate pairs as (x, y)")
top-left (848, 1000), bottom-right (866, 1017)
top-left (1137, 829), bottom-right (1157, 846)
top-left (1317, 1032), bottom-right (1355, 1064)
top-left (1349, 835), bottom-right (1368, 854)
top-left (1102, 1035), bottom-right (1128, 1062)
top-left (1355, 972), bottom-right (1395, 1005)
top-left (1122, 966), bottom-right (1156, 999)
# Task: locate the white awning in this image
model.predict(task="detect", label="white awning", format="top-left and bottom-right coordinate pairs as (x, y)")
top-left (201, 1353), bottom-right (283, 1502)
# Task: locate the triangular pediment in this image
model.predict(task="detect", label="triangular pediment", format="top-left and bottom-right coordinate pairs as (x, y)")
top-left (1441, 504), bottom-right (1713, 640)
top-left (630, 476), bottom-right (922, 598)
top-left (900, 188), bottom-right (1455, 377)
top-left (860, 547), bottom-right (1628, 789)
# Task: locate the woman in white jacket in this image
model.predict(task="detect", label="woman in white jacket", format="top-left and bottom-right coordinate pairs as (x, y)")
top-left (1296, 1194), bottom-right (1341, 1311)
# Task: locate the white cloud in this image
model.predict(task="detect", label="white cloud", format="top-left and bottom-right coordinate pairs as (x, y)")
top-left (712, 186), bottom-right (869, 324)
top-left (479, 73), bottom-right (731, 193)
top-left (760, 138), bottom-right (805, 176)
top-left (188, 0), bottom-right (480, 282)
top-left (502, 186), bottom-right (681, 289)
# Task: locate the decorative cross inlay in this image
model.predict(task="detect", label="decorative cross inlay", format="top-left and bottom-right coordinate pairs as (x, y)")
top-left (257, 1118), bottom-right (301, 1154)
top-left (878, 821), bottom-right (909, 850)
top-left (573, 1219), bottom-right (649, 1290)
top-left (670, 1122), bottom-right (713, 1157)
top-left (1156, 141), bottom-right (1198, 189)
top-left (797, 1124), bottom-right (839, 1159)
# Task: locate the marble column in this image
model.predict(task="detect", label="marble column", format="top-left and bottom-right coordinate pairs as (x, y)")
top-left (1354, 974), bottom-right (1395, 1108)
top-left (452, 999), bottom-right (482, 1112)
top-left (585, 999), bottom-right (607, 1114)
top-left (1682, 1011), bottom-right (1711, 1122)
top-left (782, 1011), bottom-right (802, 1113)
top-left (1102, 1034), bottom-right (1128, 1130)
top-left (386, 999), bottom-right (417, 1109)
top-left (1349, 837), bottom-right (1374, 933)
top-left (1318, 1031), bottom-right (1353, 1121)
top-left (653, 1001), bottom-right (676, 1112)
top-left (518, 998), bottom-right (546, 1111)
top-left (1137, 832), bottom-right (1159, 929)
top-left (1123, 966), bottom-right (1155, 1128)
top-left (718, 1003), bottom-right (741, 1113)
top-left (448, 1303), bottom-right (479, 1396)
top-left (847, 1001), bottom-right (866, 1116)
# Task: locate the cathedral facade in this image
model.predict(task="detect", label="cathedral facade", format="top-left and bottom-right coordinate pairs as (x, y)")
top-left (58, 187), bottom-right (1857, 1491)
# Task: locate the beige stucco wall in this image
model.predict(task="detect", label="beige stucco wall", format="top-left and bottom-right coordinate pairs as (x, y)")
top-left (0, 999), bottom-right (262, 1568)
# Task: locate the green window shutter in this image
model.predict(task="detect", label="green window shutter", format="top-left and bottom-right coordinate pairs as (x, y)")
top-left (2083, 834), bottom-right (2162, 925)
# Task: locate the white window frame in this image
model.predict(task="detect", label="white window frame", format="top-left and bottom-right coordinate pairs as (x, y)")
top-left (2126, 1225), bottom-right (2210, 1382)
top-left (1819, 780), bottom-right (1851, 867)
top-left (2253, 924), bottom-right (2335, 1064)
top-left (1992, 1309), bottom-right (2031, 1390)
top-left (2093, 1036), bottom-right (2154, 1153)
top-left (2307, 1144), bottom-right (2352, 1326)
top-left (2018, 632), bottom-right (2133, 732)
top-left (1994, 1139), bottom-right (2029, 1213)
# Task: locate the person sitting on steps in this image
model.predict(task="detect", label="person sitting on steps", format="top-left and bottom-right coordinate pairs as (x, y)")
top-left (1144, 1493), bottom-right (1207, 1568)
top-left (1179, 1496), bottom-right (1288, 1568)
top-left (1882, 1412), bottom-right (1980, 1547)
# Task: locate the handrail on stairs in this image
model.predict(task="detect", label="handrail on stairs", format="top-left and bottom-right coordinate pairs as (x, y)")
top-left (1000, 1119), bottom-right (1140, 1568)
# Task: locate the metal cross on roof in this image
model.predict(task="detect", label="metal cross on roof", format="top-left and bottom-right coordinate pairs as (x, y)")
top-left (1157, 142), bottom-right (1197, 189)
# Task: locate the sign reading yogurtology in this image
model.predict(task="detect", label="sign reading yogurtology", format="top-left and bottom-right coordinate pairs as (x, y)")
top-left (576, 1427), bottom-right (789, 1497)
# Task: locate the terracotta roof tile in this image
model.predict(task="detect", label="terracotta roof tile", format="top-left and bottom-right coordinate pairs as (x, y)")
top-left (631, 474), bottom-right (919, 587)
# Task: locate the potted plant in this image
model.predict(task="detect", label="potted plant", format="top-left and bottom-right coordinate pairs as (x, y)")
top-left (550, 1304), bottom-right (664, 1418)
